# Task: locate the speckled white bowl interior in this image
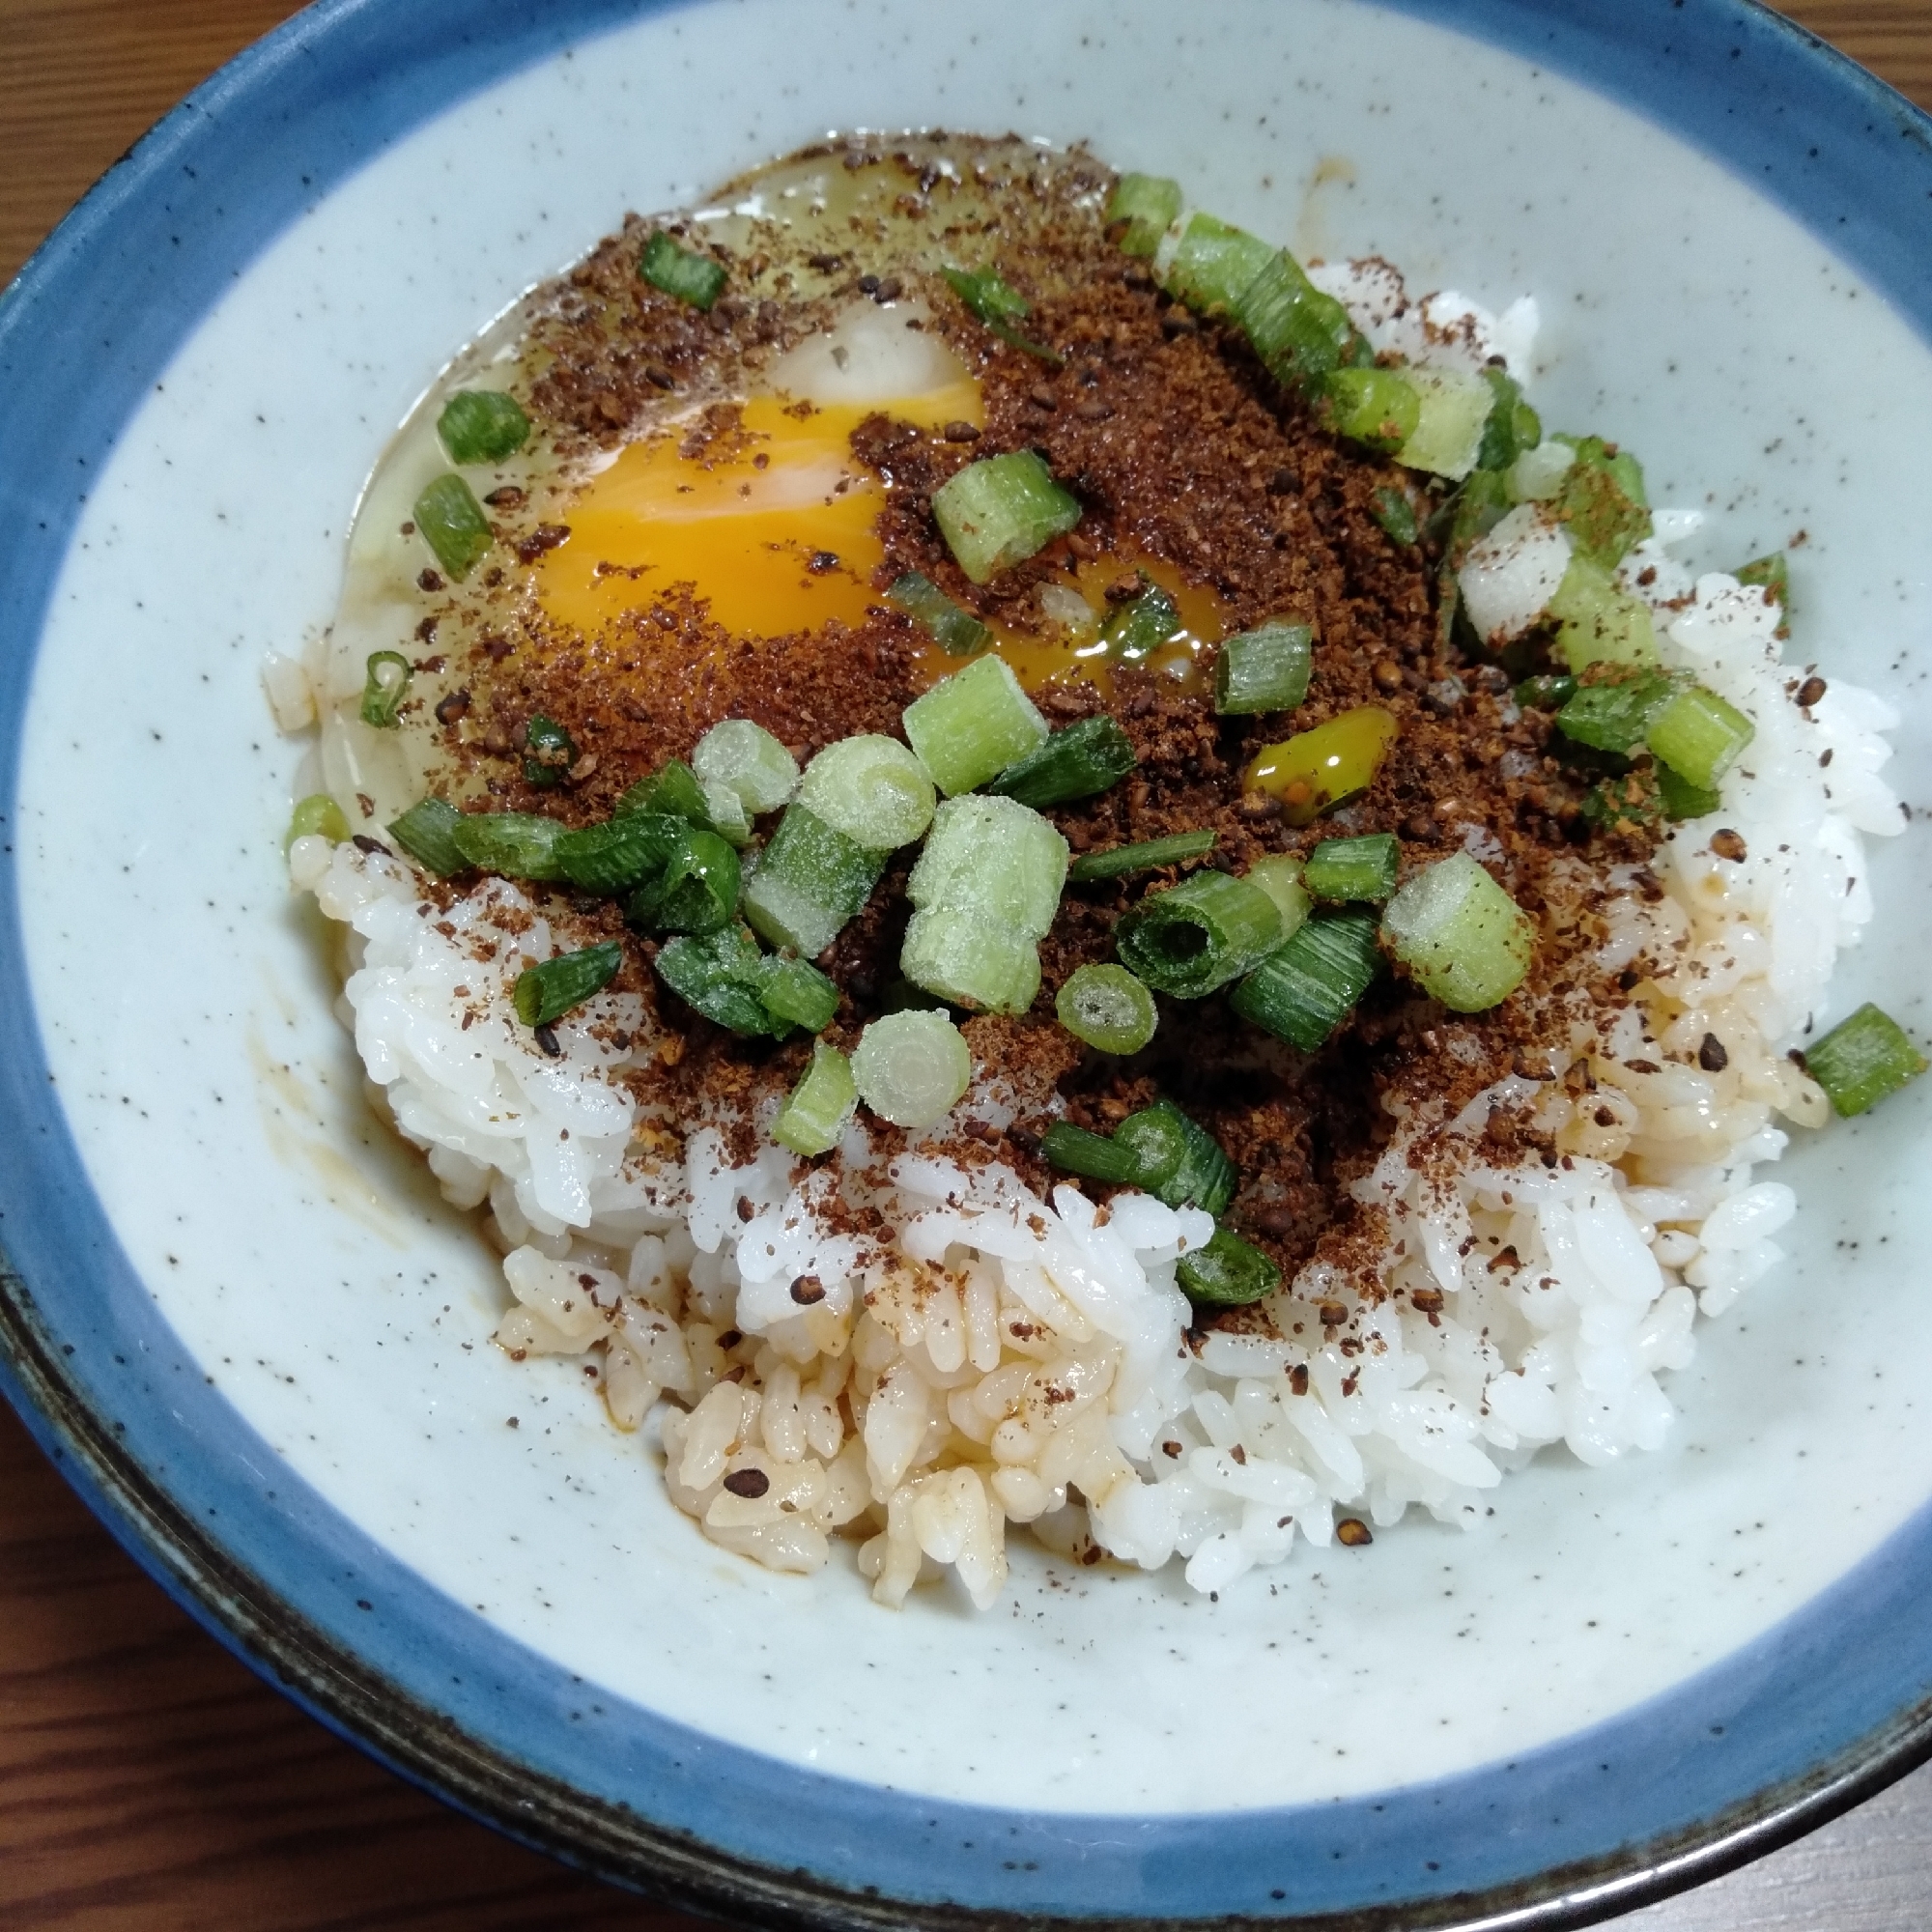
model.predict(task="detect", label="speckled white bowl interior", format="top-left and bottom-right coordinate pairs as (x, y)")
top-left (14, 0), bottom-right (1932, 1833)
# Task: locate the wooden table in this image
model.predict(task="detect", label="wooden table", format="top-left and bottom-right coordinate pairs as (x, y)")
top-left (4, 3), bottom-right (1930, 1924)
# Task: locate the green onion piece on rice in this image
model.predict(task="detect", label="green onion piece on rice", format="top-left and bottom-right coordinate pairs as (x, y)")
top-left (851, 1009), bottom-right (972, 1128)
top-left (386, 797), bottom-right (466, 874)
top-left (1106, 173), bottom-right (1181, 256)
top-left (798, 735), bottom-right (936, 849)
top-left (513, 940), bottom-right (623, 1029)
top-left (654, 925), bottom-right (786, 1037)
top-left (886, 571), bottom-right (990, 657)
top-left (740, 805), bottom-right (887, 959)
top-left (986, 715), bottom-right (1136, 809)
top-left (289, 793), bottom-right (352, 850)
top-left (756, 955), bottom-right (840, 1035)
top-left (1039, 1121), bottom-right (1145, 1186)
top-left (359, 650), bottom-right (412, 728)
top-left (1214, 621), bottom-right (1315, 716)
top-left (693, 719), bottom-right (801, 814)
top-left (1302, 833), bottom-right (1401, 904)
top-left (522, 713), bottom-right (576, 789)
top-left (1177, 1227), bottom-right (1282, 1307)
top-left (1165, 213), bottom-right (1274, 314)
top-left (448, 810), bottom-right (571, 881)
top-left (617, 759), bottom-right (712, 826)
top-left (1067, 828), bottom-right (1217, 882)
top-left (772, 1041), bottom-right (858, 1155)
top-left (1099, 583), bottom-right (1180, 662)
top-left (628, 824), bottom-right (741, 936)
top-left (639, 230), bottom-right (726, 309)
top-left (1647, 685), bottom-right (1756, 791)
top-left (1055, 963), bottom-right (1158, 1054)
top-left (1115, 1099), bottom-right (1237, 1215)
top-left (1243, 855), bottom-right (1311, 937)
top-left (554, 811), bottom-right (683, 894)
top-left (1319, 367), bottom-right (1421, 454)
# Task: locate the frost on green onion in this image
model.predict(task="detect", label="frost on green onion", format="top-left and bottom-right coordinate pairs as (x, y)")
top-left (698, 780), bottom-right (753, 847)
top-left (901, 795), bottom-right (1067, 1011)
top-left (798, 735), bottom-right (936, 849)
top-left (740, 806), bottom-right (886, 959)
top-left (694, 719), bottom-right (800, 815)
top-left (449, 810), bottom-right (571, 881)
top-left (1055, 963), bottom-right (1157, 1055)
top-left (1243, 855), bottom-right (1311, 938)
top-left (773, 1041), bottom-right (858, 1156)
top-left (1803, 1004), bottom-right (1927, 1119)
top-left (931, 450), bottom-right (1082, 584)
top-left (902, 652), bottom-right (1049, 796)
top-left (1379, 853), bottom-right (1534, 1012)
top-left (852, 1010), bottom-right (973, 1129)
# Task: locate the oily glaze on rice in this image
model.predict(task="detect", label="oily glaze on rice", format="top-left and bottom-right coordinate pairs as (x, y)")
top-left (279, 135), bottom-right (1905, 1607)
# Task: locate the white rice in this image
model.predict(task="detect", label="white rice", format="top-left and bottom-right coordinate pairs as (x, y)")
top-left (286, 273), bottom-right (1904, 1611)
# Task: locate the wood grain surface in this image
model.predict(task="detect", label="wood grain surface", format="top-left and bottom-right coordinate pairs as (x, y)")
top-left (3, 4), bottom-right (1930, 1926)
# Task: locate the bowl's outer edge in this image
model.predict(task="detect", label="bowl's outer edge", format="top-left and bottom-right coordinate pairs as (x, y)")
top-left (6, 0), bottom-right (1932, 1925)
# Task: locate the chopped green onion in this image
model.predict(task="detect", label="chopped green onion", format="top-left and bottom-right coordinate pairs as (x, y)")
top-left (1231, 909), bottom-right (1380, 1051)
top-left (1735, 552), bottom-right (1791, 638)
top-left (887, 571), bottom-right (989, 657)
top-left (386, 797), bottom-right (466, 874)
top-left (1039, 1122), bottom-right (1145, 1185)
top-left (773, 1041), bottom-right (858, 1155)
top-left (448, 810), bottom-right (571, 880)
top-left (639, 230), bottom-right (725, 310)
top-left (1548, 555), bottom-right (1660, 672)
top-left (359, 651), bottom-right (412, 728)
top-left (655, 925), bottom-right (784, 1037)
top-left (554, 811), bottom-right (683, 893)
top-left (1802, 1003), bottom-right (1927, 1118)
top-left (1055, 963), bottom-right (1157, 1054)
top-left (1244, 855), bottom-right (1311, 938)
top-left (1177, 1228), bottom-right (1281, 1307)
top-left (931, 451), bottom-right (1082, 584)
top-left (986, 715), bottom-right (1136, 809)
top-left (1244, 705), bottom-right (1400, 826)
top-left (438, 389), bottom-right (530, 466)
top-left (902, 652), bottom-right (1049, 795)
top-left (1067, 828), bottom-right (1217, 882)
top-left (523, 713), bottom-right (576, 788)
top-left (1107, 173), bottom-right (1182, 256)
top-left (1099, 584), bottom-right (1180, 661)
top-left (514, 940), bottom-right (623, 1028)
top-left (1474, 369), bottom-right (1542, 473)
top-left (756, 955), bottom-right (839, 1034)
top-left (1380, 852), bottom-right (1535, 1012)
top-left (1552, 434), bottom-right (1652, 569)
top-left (1116, 869), bottom-right (1284, 999)
top-left (698, 780), bottom-right (753, 847)
top-left (798, 734), bottom-right (936, 849)
top-left (1514, 674), bottom-right (1577, 710)
top-left (1656, 764), bottom-right (1721, 821)
top-left (907, 795), bottom-right (1068, 937)
top-left (941, 266), bottom-right (1058, 361)
top-left (1214, 621), bottom-right (1314, 715)
top-left (1115, 1099), bottom-right (1237, 1215)
top-left (1303, 833), bottom-right (1400, 904)
top-left (1555, 671), bottom-right (1680, 754)
top-left (740, 805), bottom-right (886, 958)
top-left (1370, 487), bottom-right (1419, 546)
top-left (618, 759), bottom-right (711, 825)
top-left (288, 793), bottom-right (352, 849)
top-left (1232, 248), bottom-right (1362, 388)
top-left (943, 265), bottom-right (1031, 326)
top-left (1395, 367), bottom-right (1495, 481)
top-left (1165, 213), bottom-right (1274, 314)
top-left (1647, 686), bottom-right (1755, 791)
top-left (413, 473), bottom-right (493, 581)
top-left (900, 912), bottom-right (1041, 1013)
top-left (1319, 367), bottom-right (1421, 453)
top-left (628, 825), bottom-right (741, 935)
top-left (694, 718), bottom-right (799, 814)
top-left (851, 1009), bottom-right (972, 1128)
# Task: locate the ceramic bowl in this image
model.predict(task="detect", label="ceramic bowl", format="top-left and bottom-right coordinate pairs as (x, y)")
top-left (4, 0), bottom-right (1932, 1923)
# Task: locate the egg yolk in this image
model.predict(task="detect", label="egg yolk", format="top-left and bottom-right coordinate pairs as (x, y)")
top-left (533, 382), bottom-right (981, 641)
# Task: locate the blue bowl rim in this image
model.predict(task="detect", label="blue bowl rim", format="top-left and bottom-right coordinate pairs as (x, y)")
top-left (4, 0), bottom-right (1932, 1924)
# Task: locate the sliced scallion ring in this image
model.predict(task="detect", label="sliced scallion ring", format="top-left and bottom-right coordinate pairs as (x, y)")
top-left (359, 651), bottom-right (412, 728)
